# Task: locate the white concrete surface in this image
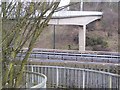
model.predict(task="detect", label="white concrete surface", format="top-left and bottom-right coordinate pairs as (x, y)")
top-left (45, 11), bottom-right (103, 51)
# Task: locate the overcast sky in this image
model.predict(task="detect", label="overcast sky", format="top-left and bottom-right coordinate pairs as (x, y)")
top-left (58, 0), bottom-right (70, 7)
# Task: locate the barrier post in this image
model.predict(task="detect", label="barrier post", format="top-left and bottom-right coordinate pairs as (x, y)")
top-left (56, 67), bottom-right (59, 87)
top-left (31, 66), bottom-right (34, 84)
top-left (83, 70), bottom-right (85, 89)
top-left (109, 75), bottom-right (112, 89)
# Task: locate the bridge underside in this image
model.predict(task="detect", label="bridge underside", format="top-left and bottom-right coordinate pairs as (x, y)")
top-left (46, 11), bottom-right (102, 51)
top-left (48, 16), bottom-right (101, 26)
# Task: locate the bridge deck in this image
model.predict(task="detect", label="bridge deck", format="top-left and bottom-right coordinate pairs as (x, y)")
top-left (45, 11), bottom-right (103, 18)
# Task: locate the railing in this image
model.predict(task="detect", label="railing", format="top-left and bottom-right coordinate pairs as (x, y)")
top-left (24, 71), bottom-right (47, 88)
top-left (26, 65), bottom-right (120, 88)
top-left (21, 48), bottom-right (120, 56)
top-left (18, 50), bottom-right (119, 63)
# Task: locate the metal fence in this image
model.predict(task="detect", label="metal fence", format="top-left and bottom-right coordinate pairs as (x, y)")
top-left (18, 49), bottom-right (119, 63)
top-left (24, 71), bottom-right (47, 88)
top-left (26, 65), bottom-right (120, 88)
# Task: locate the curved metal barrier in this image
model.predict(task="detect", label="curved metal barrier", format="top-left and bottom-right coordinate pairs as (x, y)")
top-left (26, 65), bottom-right (120, 88)
top-left (24, 71), bottom-right (47, 88)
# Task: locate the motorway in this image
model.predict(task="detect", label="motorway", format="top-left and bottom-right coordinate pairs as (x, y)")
top-left (17, 49), bottom-right (120, 63)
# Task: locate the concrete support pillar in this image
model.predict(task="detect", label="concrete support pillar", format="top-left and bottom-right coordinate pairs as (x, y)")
top-left (79, 25), bottom-right (86, 51)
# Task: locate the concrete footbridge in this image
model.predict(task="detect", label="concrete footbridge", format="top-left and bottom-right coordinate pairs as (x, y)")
top-left (45, 9), bottom-right (103, 52)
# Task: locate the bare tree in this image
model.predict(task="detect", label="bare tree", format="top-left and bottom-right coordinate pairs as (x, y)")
top-left (1, 1), bottom-right (60, 88)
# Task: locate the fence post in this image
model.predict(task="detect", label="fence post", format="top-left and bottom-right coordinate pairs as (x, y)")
top-left (56, 67), bottom-right (59, 87)
top-left (83, 70), bottom-right (85, 89)
top-left (25, 72), bottom-right (28, 88)
top-left (109, 75), bottom-right (112, 89)
top-left (35, 53), bottom-right (36, 58)
top-left (31, 66), bottom-right (34, 84)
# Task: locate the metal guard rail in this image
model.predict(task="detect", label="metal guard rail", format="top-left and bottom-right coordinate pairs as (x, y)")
top-left (21, 48), bottom-right (120, 56)
top-left (26, 65), bottom-right (120, 88)
top-left (25, 71), bottom-right (47, 88)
